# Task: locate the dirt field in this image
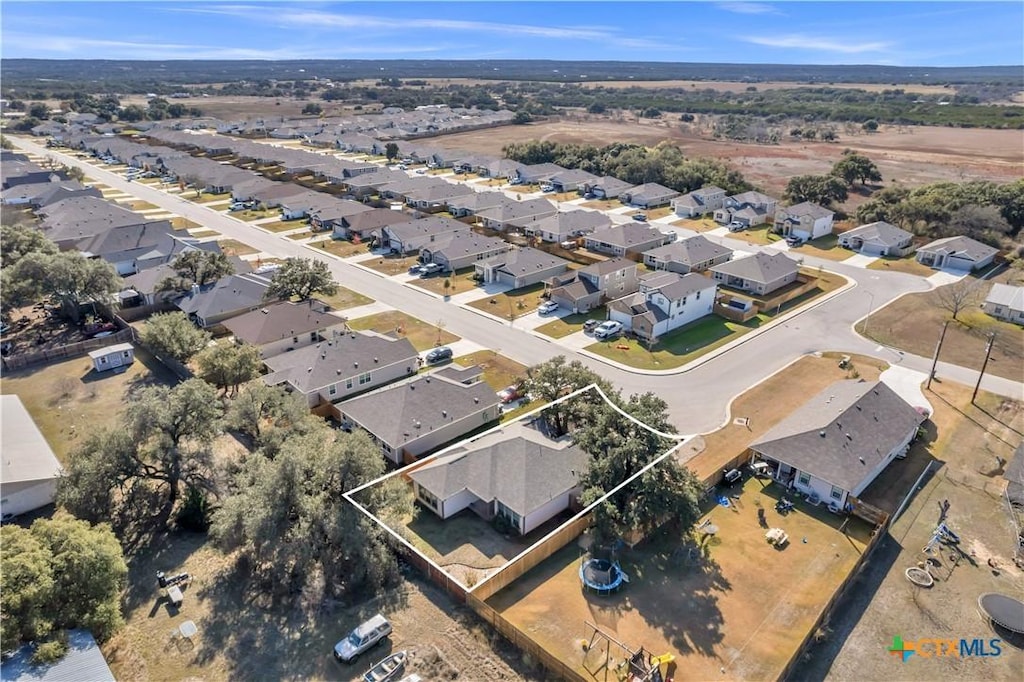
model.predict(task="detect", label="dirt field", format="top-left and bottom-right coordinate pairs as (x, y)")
top-left (487, 476), bottom-right (872, 681)
top-left (102, 531), bottom-right (540, 682)
top-left (794, 381), bottom-right (1024, 681)
top-left (428, 118), bottom-right (1023, 197)
top-left (348, 310), bottom-right (460, 351)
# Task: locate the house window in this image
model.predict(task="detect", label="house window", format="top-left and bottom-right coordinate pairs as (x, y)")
top-left (696, 290), bottom-right (701, 299)
top-left (328, 385), bottom-right (337, 397)
top-left (797, 471), bottom-right (811, 487)
top-left (346, 378), bottom-right (354, 389)
top-left (358, 372), bottom-right (372, 385)
top-left (418, 487), bottom-right (439, 511)
top-left (293, 336), bottom-right (299, 344)
top-left (830, 485), bottom-right (844, 501)
top-left (309, 332), bottom-right (317, 341)
top-left (496, 501), bottom-right (522, 530)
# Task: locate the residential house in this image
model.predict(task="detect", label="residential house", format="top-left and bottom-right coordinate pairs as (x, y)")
top-left (381, 217), bottom-right (466, 254)
top-left (409, 420), bottom-right (590, 535)
top-left (749, 380), bottom-right (926, 509)
top-left (336, 366), bottom-right (500, 464)
top-left (335, 168), bottom-right (407, 197)
top-left (774, 202), bottom-right (835, 242)
top-left (421, 232), bottom-right (512, 272)
top-left (547, 169), bottom-right (600, 193)
top-left (404, 182), bottom-right (474, 213)
top-left (916, 235), bottom-right (998, 271)
top-left (581, 176), bottom-right (633, 199)
top-left (547, 258), bottom-right (639, 313)
top-left (584, 223), bottom-right (675, 257)
top-left (279, 192), bottom-right (342, 221)
top-left (983, 283), bottom-right (1024, 325)
top-left (475, 247), bottom-right (571, 289)
top-left (477, 158), bottom-right (521, 179)
top-left (328, 208), bottom-right (413, 242)
top-left (262, 331), bottom-right (418, 408)
top-left (710, 251), bottom-right (800, 296)
top-left (509, 162), bottom-right (565, 185)
top-left (513, 210), bottom-right (611, 243)
top-left (620, 183), bottom-right (679, 209)
top-left (643, 235), bottom-right (732, 274)
top-left (0, 395), bottom-right (63, 518)
top-left (222, 299), bottom-right (349, 357)
top-left (70, 221), bottom-right (186, 275)
top-left (88, 343), bottom-right (135, 373)
top-left (378, 176), bottom-right (450, 203)
top-left (0, 180), bottom-right (99, 207)
top-left (250, 183), bottom-right (311, 209)
top-left (309, 200), bottom-right (374, 234)
top-left (837, 221), bottom-right (915, 257)
top-left (1, 629), bottom-right (115, 682)
top-left (608, 271), bottom-right (718, 341)
top-left (175, 272), bottom-right (275, 330)
top-left (672, 186), bottom-right (727, 218)
top-left (475, 197), bottom-right (557, 231)
top-left (447, 191), bottom-right (509, 219)
top-left (714, 191), bottom-right (778, 227)
top-left (230, 177), bottom-right (277, 203)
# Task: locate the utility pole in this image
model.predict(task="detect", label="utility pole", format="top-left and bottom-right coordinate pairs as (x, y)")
top-left (863, 291), bottom-right (875, 336)
top-left (926, 320), bottom-right (949, 390)
top-left (971, 332), bottom-right (997, 404)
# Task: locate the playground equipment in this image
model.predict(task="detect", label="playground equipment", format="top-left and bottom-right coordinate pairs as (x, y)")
top-left (581, 622), bottom-right (674, 682)
top-left (580, 558), bottom-right (629, 595)
top-left (922, 522), bottom-right (960, 554)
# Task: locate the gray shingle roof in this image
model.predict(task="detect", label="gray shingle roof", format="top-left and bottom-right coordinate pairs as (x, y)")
top-left (919, 235), bottom-right (998, 262)
top-left (645, 235), bottom-right (731, 267)
top-left (778, 201), bottom-right (834, 221)
top-left (483, 247), bottom-right (569, 276)
top-left (986, 283), bottom-right (1024, 311)
top-left (409, 421), bottom-right (589, 516)
top-left (639, 271), bottom-right (716, 301)
top-left (587, 223), bottom-right (665, 249)
top-left (710, 251), bottom-right (798, 285)
top-left (176, 273), bottom-right (274, 320)
top-left (262, 330), bottom-right (417, 393)
top-left (339, 369), bottom-right (499, 448)
top-left (750, 380), bottom-right (925, 492)
top-left (221, 300), bottom-right (344, 345)
top-left (842, 221), bottom-right (912, 247)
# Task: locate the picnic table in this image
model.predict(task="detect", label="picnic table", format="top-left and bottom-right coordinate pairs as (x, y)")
top-left (766, 528), bottom-right (789, 546)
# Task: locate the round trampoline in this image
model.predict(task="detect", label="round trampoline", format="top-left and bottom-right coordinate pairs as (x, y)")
top-left (580, 559), bottom-right (627, 595)
top-left (979, 593), bottom-right (1024, 634)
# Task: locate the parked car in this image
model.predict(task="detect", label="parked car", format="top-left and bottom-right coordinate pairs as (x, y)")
top-left (424, 346), bottom-right (453, 364)
top-left (229, 202), bottom-right (248, 212)
top-left (632, 213), bottom-right (648, 222)
top-left (415, 169), bottom-right (426, 175)
top-left (583, 192), bottom-right (596, 200)
top-left (582, 319), bottom-right (600, 333)
top-left (538, 301), bottom-right (559, 315)
top-left (540, 184), bottom-right (556, 193)
top-left (728, 221), bottom-right (746, 232)
top-left (334, 614), bottom-right (392, 663)
top-left (593, 320), bottom-right (623, 340)
top-left (497, 385), bottom-right (523, 404)
top-left (408, 263), bottom-right (425, 275)
top-left (419, 263), bottom-right (444, 277)
top-left (785, 235), bottom-right (804, 246)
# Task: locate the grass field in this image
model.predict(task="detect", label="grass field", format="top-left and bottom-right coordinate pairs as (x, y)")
top-left (410, 268), bottom-right (481, 297)
top-left (171, 217), bottom-right (202, 231)
top-left (216, 239), bottom-right (259, 257)
top-left (314, 286), bottom-right (374, 312)
top-left (363, 254), bottom-right (421, 276)
top-left (534, 307), bottom-right (607, 339)
top-left (727, 224), bottom-right (783, 246)
top-left (348, 310), bottom-right (460, 351)
top-left (451, 350), bottom-right (528, 391)
top-left (866, 255), bottom-right (938, 277)
top-left (188, 229), bottom-right (220, 239)
top-left (672, 217), bottom-right (718, 231)
top-left (311, 238), bottom-right (372, 259)
top-left (786, 234), bottom-right (850, 262)
top-left (465, 283), bottom-right (547, 320)
top-left (259, 218), bottom-right (309, 233)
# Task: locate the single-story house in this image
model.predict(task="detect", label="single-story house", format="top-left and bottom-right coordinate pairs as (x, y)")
top-left (475, 197), bottom-right (557, 231)
top-left (672, 186), bottom-right (726, 218)
top-left (749, 380), bottom-right (926, 510)
top-left (88, 342), bottom-right (135, 373)
top-left (837, 221), bottom-right (915, 257)
top-left (409, 420), bottom-right (590, 535)
top-left (1, 629), bottom-right (115, 682)
top-left (447, 191), bottom-right (509, 218)
top-left (421, 232), bottom-right (511, 272)
top-left (336, 365), bottom-right (500, 464)
top-left (513, 209), bottom-right (611, 243)
top-left (620, 183), bottom-right (680, 209)
top-left (915, 235), bottom-right (998, 271)
top-left (381, 217), bottom-right (467, 255)
top-left (262, 331), bottom-right (418, 407)
top-left (309, 200), bottom-right (374, 234)
top-left (0, 395), bottom-right (63, 517)
top-left (983, 283), bottom-right (1024, 325)
top-left (581, 176), bottom-right (633, 200)
top-left (331, 208), bottom-right (413, 242)
top-left (714, 191), bottom-right (778, 227)
top-left (547, 258), bottom-right (639, 314)
top-left (547, 169), bottom-right (600, 193)
top-left (404, 182), bottom-right (474, 213)
top-left (710, 251), bottom-right (800, 296)
top-left (475, 247), bottom-right (571, 289)
top-left (279, 192), bottom-right (341, 221)
top-left (175, 273), bottom-right (275, 330)
top-left (608, 271), bottom-right (717, 341)
top-left (643, 235), bottom-right (732, 274)
top-left (509, 162), bottom-right (565, 185)
top-left (584, 223), bottom-right (675, 257)
top-left (774, 202), bottom-right (835, 242)
top-left (222, 299), bottom-right (348, 357)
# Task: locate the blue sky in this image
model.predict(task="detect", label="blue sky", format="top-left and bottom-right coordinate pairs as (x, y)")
top-left (1, 1), bottom-right (1022, 66)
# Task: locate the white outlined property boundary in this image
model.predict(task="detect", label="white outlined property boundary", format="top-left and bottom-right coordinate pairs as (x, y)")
top-left (343, 383), bottom-right (691, 594)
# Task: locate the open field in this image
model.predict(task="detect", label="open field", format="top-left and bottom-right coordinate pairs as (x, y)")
top-left (466, 283), bottom-right (547, 320)
top-left (794, 380), bottom-right (1024, 681)
top-left (858, 274), bottom-right (1024, 382)
top-left (487, 475), bottom-right (872, 681)
top-left (348, 310), bottom-right (459, 351)
top-left (429, 119), bottom-right (1023, 197)
top-left (0, 348), bottom-right (177, 462)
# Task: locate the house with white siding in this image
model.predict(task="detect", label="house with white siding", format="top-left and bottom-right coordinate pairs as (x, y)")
top-left (643, 235), bottom-right (732, 274)
top-left (916, 236), bottom-right (998, 272)
top-left (608, 271), bottom-right (717, 341)
top-left (837, 221), bottom-right (915, 257)
top-left (710, 251), bottom-right (799, 296)
top-left (0, 396), bottom-right (63, 519)
top-left (774, 202), bottom-right (835, 242)
top-left (672, 186), bottom-right (727, 218)
top-left (983, 283), bottom-right (1024, 325)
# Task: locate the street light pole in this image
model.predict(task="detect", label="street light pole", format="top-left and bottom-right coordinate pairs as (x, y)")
top-left (926, 320), bottom-right (950, 390)
top-left (863, 291), bottom-right (875, 336)
top-left (971, 332), bottom-right (997, 405)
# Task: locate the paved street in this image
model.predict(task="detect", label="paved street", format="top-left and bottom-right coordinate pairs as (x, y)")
top-left (14, 137), bottom-right (1021, 433)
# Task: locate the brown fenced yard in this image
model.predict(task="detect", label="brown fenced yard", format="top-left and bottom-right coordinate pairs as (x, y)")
top-left (485, 476), bottom-right (872, 681)
top-left (348, 310), bottom-right (459, 351)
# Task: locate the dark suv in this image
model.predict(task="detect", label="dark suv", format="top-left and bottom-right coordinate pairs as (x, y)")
top-left (425, 346), bottom-right (453, 364)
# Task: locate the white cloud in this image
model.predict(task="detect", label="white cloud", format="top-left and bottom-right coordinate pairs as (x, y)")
top-left (716, 2), bottom-right (781, 15)
top-left (745, 34), bottom-right (894, 54)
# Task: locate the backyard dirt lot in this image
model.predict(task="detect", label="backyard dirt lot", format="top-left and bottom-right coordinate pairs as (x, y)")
top-left (428, 118), bottom-right (1023, 197)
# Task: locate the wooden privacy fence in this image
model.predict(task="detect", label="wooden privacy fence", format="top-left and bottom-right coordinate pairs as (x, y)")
top-left (2, 328), bottom-right (134, 371)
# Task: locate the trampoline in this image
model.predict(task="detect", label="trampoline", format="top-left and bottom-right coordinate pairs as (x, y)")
top-left (979, 593), bottom-right (1024, 634)
top-left (580, 558), bottom-right (628, 595)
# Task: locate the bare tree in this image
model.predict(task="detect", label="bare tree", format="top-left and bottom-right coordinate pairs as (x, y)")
top-left (931, 278), bottom-right (982, 321)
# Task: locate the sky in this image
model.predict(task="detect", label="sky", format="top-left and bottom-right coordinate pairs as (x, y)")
top-left (1, 1), bottom-right (1022, 67)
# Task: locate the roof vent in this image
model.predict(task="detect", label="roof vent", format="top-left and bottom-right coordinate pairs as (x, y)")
top-left (442, 410), bottom-right (447, 418)
top-left (819, 431), bottom-right (826, 437)
top-left (473, 397), bottom-right (479, 403)
top-left (307, 367), bottom-right (313, 372)
top-left (414, 420), bottom-right (421, 429)
top-left (858, 457), bottom-right (865, 464)
top-left (845, 433), bottom-right (852, 441)
top-left (374, 357), bottom-right (379, 363)
top-left (353, 361), bottom-right (358, 368)
top-left (336, 369), bottom-right (341, 375)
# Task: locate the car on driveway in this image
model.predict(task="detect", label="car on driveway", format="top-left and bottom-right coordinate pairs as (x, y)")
top-left (728, 221), bottom-right (746, 232)
top-left (538, 301), bottom-right (559, 315)
top-left (582, 319), bottom-right (600, 334)
top-left (497, 385), bottom-right (523, 404)
top-left (419, 263), bottom-right (444, 277)
top-left (593, 320), bottom-right (623, 340)
top-left (424, 346), bottom-right (453, 364)
top-left (785, 234), bottom-right (804, 246)
top-left (334, 614), bottom-right (392, 663)
top-left (408, 263), bottom-right (425, 275)
top-left (632, 213), bottom-right (647, 222)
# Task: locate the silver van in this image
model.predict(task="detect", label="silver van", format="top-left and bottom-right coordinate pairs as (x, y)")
top-left (334, 614), bottom-right (392, 663)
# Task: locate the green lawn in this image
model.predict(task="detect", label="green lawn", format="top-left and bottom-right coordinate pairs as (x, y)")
top-left (410, 268), bottom-right (481, 297)
top-left (233, 208), bottom-right (278, 221)
top-left (534, 307), bottom-right (607, 339)
top-left (348, 311), bottom-right (459, 351)
top-left (786, 234), bottom-right (849, 261)
top-left (363, 254), bottom-right (421, 276)
top-left (312, 287), bottom-right (373, 312)
top-left (216, 239), bottom-right (259, 257)
top-left (728, 224), bottom-right (783, 246)
top-left (586, 315), bottom-right (769, 370)
top-left (867, 255), bottom-right (936, 277)
top-left (451, 350), bottom-right (528, 391)
top-left (260, 218), bottom-right (310, 233)
top-left (187, 229), bottom-right (220, 239)
top-left (311, 238), bottom-right (372, 259)
top-left (196, 192), bottom-right (232, 203)
top-left (465, 283), bottom-right (547, 320)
